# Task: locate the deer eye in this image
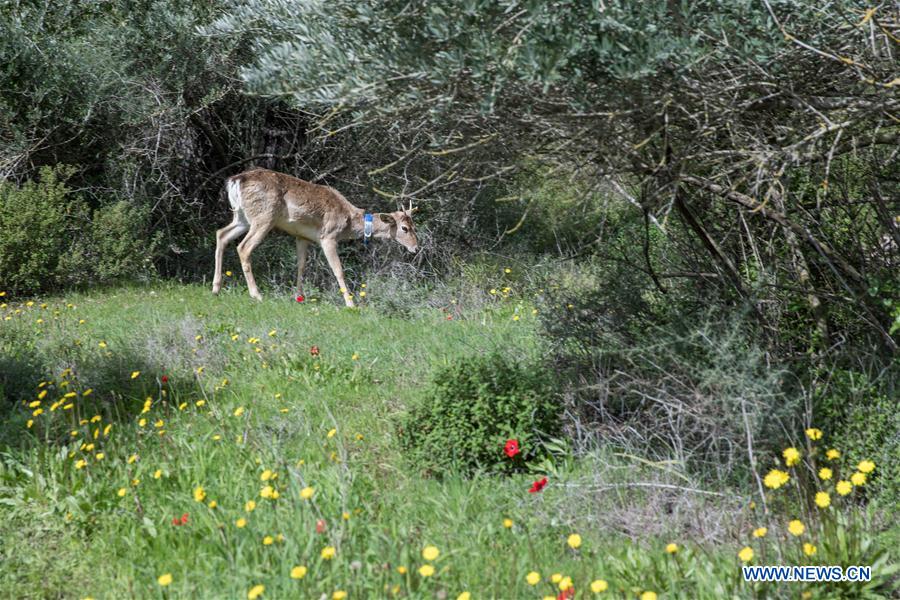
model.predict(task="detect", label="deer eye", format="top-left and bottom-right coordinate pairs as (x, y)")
top-left (401, 226), bottom-right (409, 233)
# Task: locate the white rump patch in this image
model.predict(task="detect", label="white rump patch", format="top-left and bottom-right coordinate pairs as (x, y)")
top-left (226, 178), bottom-right (243, 211)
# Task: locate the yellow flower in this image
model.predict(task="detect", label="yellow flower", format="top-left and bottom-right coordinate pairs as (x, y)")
top-left (763, 469), bottom-right (790, 489)
top-left (526, 572), bottom-right (541, 585)
top-left (245, 500), bottom-right (257, 512)
top-left (233, 406), bottom-right (245, 417)
top-left (551, 573), bottom-right (563, 583)
top-left (783, 447), bottom-right (801, 466)
top-left (236, 518), bottom-right (247, 528)
top-left (153, 469), bottom-right (162, 479)
top-left (75, 459), bottom-right (87, 469)
top-left (641, 593), bottom-right (658, 600)
top-left (193, 486), bottom-right (206, 502)
top-left (818, 467), bottom-right (833, 480)
top-left (558, 576), bottom-right (573, 591)
top-left (290, 565), bottom-right (307, 579)
top-left (422, 545), bottom-right (439, 561)
top-left (263, 536), bottom-right (273, 545)
top-left (857, 460), bottom-right (875, 474)
top-left (805, 428), bottom-right (823, 441)
top-left (418, 564), bottom-right (435, 577)
top-left (850, 471), bottom-right (866, 486)
top-left (247, 584), bottom-right (265, 600)
top-left (397, 566), bottom-right (407, 575)
top-left (665, 543), bottom-right (678, 554)
top-left (95, 453), bottom-right (104, 460)
top-left (788, 520), bottom-right (805, 536)
top-left (261, 469), bottom-right (272, 481)
top-left (739, 547), bottom-right (754, 562)
top-left (138, 418), bottom-right (147, 427)
top-left (567, 533), bottom-right (582, 549)
top-left (208, 500), bottom-right (217, 509)
top-left (225, 271), bottom-right (232, 277)
top-left (815, 491), bottom-right (831, 508)
top-left (752, 527), bottom-right (768, 538)
top-left (351, 353), bottom-right (359, 361)
top-left (457, 593), bottom-right (471, 600)
top-left (158, 573), bottom-right (173, 586)
top-left (327, 428), bottom-right (337, 438)
top-left (321, 546), bottom-right (336, 560)
top-left (826, 449), bottom-right (840, 460)
top-left (130, 371), bottom-right (140, 379)
top-left (836, 480), bottom-right (853, 496)
top-left (260, 486), bottom-right (275, 499)
top-left (803, 543), bottom-right (817, 556)
top-left (117, 488), bottom-right (127, 497)
top-left (128, 454), bottom-right (138, 464)
top-left (503, 518), bottom-right (513, 528)
top-left (300, 486), bottom-right (315, 500)
top-left (332, 592), bottom-right (347, 600)
top-left (590, 579), bottom-right (609, 593)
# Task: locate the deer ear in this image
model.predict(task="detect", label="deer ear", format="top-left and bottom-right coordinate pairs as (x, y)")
top-left (378, 213), bottom-right (396, 224)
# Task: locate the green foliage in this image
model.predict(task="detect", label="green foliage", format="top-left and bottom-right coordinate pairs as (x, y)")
top-left (400, 354), bottom-right (560, 477)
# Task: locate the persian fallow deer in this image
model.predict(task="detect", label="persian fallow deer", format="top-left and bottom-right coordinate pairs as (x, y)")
top-left (212, 168), bottom-right (418, 306)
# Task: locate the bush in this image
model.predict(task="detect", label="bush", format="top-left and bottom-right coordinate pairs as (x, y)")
top-left (399, 354), bottom-right (560, 477)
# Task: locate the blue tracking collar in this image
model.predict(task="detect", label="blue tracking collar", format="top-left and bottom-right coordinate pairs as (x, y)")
top-left (363, 213), bottom-right (374, 245)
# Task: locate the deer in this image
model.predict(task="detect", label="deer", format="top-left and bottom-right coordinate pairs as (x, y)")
top-left (212, 168), bottom-right (418, 306)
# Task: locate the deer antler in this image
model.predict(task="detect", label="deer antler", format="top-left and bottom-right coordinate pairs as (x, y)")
top-left (406, 199), bottom-right (419, 214)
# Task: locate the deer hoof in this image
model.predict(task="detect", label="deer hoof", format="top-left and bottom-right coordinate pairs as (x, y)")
top-left (250, 291), bottom-right (263, 301)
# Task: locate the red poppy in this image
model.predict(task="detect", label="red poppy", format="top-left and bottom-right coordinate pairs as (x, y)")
top-left (161, 375), bottom-right (169, 383)
top-left (446, 315), bottom-right (453, 320)
top-left (528, 477), bottom-right (548, 493)
top-left (296, 294), bottom-right (305, 303)
top-left (503, 439), bottom-right (520, 458)
top-left (316, 519), bottom-right (326, 533)
top-left (172, 517), bottom-right (180, 526)
top-left (557, 587), bottom-right (575, 600)
top-left (310, 345), bottom-right (319, 356)
top-left (181, 513), bottom-right (189, 524)
top-left (171, 513), bottom-right (188, 526)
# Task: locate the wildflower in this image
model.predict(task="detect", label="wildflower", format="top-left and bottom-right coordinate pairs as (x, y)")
top-left (316, 519), bottom-right (327, 533)
top-left (640, 592), bottom-right (658, 600)
top-left (503, 518), bottom-right (513, 528)
top-left (241, 498), bottom-right (254, 511)
top-left (154, 420), bottom-right (164, 428)
top-left (291, 565), bottom-right (307, 579)
top-left (763, 469), bottom-right (790, 489)
top-left (752, 527), bottom-right (767, 538)
top-left (208, 500), bottom-right (217, 509)
top-left (236, 518), bottom-right (247, 528)
top-left (850, 472), bottom-right (866, 486)
top-left (260, 469), bottom-right (272, 481)
top-left (397, 566), bottom-right (407, 574)
top-left (739, 547), bottom-right (754, 562)
top-left (153, 469), bottom-right (162, 479)
top-left (512, 315), bottom-right (520, 321)
top-left (327, 428), bottom-right (337, 438)
top-left (296, 295), bottom-right (305, 303)
top-left (526, 572), bottom-right (541, 586)
top-left (247, 584), bottom-right (264, 600)
top-left (131, 371), bottom-right (140, 379)
top-left (226, 271), bottom-right (232, 277)
top-left (268, 330), bottom-right (276, 337)
top-left (836, 480), bottom-right (853, 496)
top-left (310, 345), bottom-right (319, 356)
top-left (529, 477), bottom-right (548, 493)
top-left (805, 428), bottom-right (823, 441)
top-left (665, 543), bottom-right (678, 554)
top-left (559, 576), bottom-right (573, 591)
top-left (193, 486), bottom-right (206, 502)
top-left (819, 467), bottom-right (833, 481)
top-left (457, 593), bottom-right (470, 600)
top-left (75, 459), bottom-right (87, 469)
top-left (321, 546), bottom-right (336, 560)
top-left (423, 546), bottom-right (440, 561)
top-left (263, 536), bottom-right (274, 546)
top-left (826, 449), bottom-right (840, 460)
top-left (161, 375), bottom-right (168, 383)
top-left (138, 418), bottom-right (147, 427)
top-left (788, 520), bottom-right (805, 536)
top-left (551, 574), bottom-right (563, 583)
top-left (815, 491), bottom-right (831, 508)
top-left (300, 486), bottom-right (315, 500)
top-left (591, 579), bottom-right (609, 593)
top-left (128, 454), bottom-right (138, 464)
top-left (157, 573), bottom-right (173, 587)
top-left (857, 460), bottom-right (875, 474)
top-left (418, 564), bottom-right (435, 577)
top-left (26, 420), bottom-right (33, 428)
top-left (117, 488), bottom-right (127, 497)
top-left (95, 453), bottom-right (105, 460)
top-left (233, 406), bottom-right (245, 417)
top-left (260, 486), bottom-right (275, 499)
top-left (351, 353), bottom-right (359, 360)
top-left (333, 592), bottom-right (347, 600)
top-left (567, 533), bottom-right (582, 549)
top-left (503, 439), bottom-right (520, 458)
top-left (783, 447), bottom-right (801, 466)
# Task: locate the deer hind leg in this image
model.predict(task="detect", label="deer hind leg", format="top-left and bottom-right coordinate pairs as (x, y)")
top-left (212, 216), bottom-right (249, 294)
top-left (320, 238), bottom-right (354, 307)
top-left (236, 223), bottom-right (271, 301)
top-left (295, 238), bottom-right (310, 296)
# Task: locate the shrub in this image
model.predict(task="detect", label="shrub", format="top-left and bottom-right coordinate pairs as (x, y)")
top-left (399, 354), bottom-right (560, 477)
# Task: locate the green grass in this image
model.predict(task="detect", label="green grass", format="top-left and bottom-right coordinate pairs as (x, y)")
top-left (0, 284), bottom-right (897, 599)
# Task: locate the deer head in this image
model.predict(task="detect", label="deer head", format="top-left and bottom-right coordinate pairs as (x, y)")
top-left (379, 200), bottom-right (419, 253)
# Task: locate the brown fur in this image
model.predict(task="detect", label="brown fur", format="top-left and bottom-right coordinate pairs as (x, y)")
top-left (212, 168), bottom-right (418, 305)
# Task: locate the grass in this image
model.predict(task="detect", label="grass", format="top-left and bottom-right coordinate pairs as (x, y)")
top-left (0, 283), bottom-right (897, 599)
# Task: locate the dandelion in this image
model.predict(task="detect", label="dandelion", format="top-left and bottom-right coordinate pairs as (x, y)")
top-left (815, 491), bottom-right (831, 508)
top-left (321, 546), bottom-right (336, 560)
top-left (763, 469), bottom-right (790, 489)
top-left (397, 566), bottom-right (407, 575)
top-left (226, 271), bottom-right (232, 277)
top-left (783, 447), bottom-right (801, 466)
top-left (233, 406), bottom-right (245, 417)
top-left (503, 518), bottom-right (513, 528)
top-left (422, 545), bottom-right (439, 561)
top-left (818, 467), bottom-right (833, 481)
top-left (457, 593), bottom-right (470, 600)
top-left (263, 536), bottom-right (274, 545)
top-left (95, 453), bottom-right (104, 460)
top-left (752, 527), bottom-right (767, 538)
top-left (640, 592), bottom-right (658, 600)
top-left (567, 533), bottom-right (582, 549)
top-left (739, 547), bottom-right (754, 562)
top-left (836, 480), bottom-right (853, 496)
top-left (327, 428), bottom-right (337, 438)
top-left (332, 592), bottom-right (347, 600)
top-left (300, 486), bottom-right (315, 500)
top-left (193, 486), bottom-right (206, 502)
top-left (826, 449), bottom-right (840, 460)
top-left (75, 459), bottom-right (87, 469)
top-left (291, 566), bottom-right (307, 579)
top-left (788, 520), bottom-right (805, 536)
top-left (665, 543), bottom-right (678, 554)
top-left (857, 460), bottom-right (875, 474)
top-left (850, 471), bottom-right (866, 486)
top-left (805, 428), bottom-right (823, 440)
top-left (208, 500), bottom-right (217, 509)
top-left (128, 454), bottom-right (138, 464)
top-left (117, 488), bottom-right (127, 497)
top-left (153, 469), bottom-right (162, 479)
top-left (559, 576), bottom-right (573, 591)
top-left (236, 518), bottom-right (247, 528)
top-left (130, 371), bottom-right (140, 379)
top-left (590, 579), bottom-right (608, 593)
top-left (418, 564), bottom-right (435, 577)
top-left (247, 584), bottom-right (265, 600)
top-left (526, 572), bottom-right (541, 585)
top-left (551, 574), bottom-right (563, 583)
top-left (158, 574), bottom-right (173, 586)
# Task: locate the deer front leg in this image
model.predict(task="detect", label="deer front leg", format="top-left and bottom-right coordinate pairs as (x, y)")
top-left (295, 238), bottom-right (309, 296)
top-left (320, 238), bottom-right (355, 307)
